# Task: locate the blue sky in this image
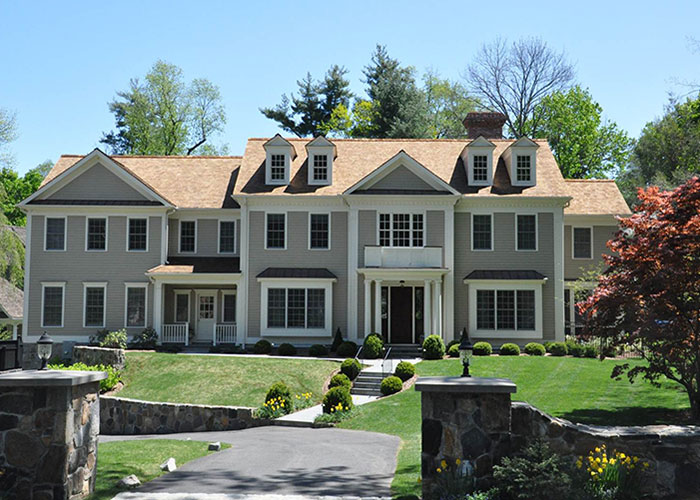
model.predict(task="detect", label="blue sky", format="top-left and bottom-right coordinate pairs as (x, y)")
top-left (1, 0), bottom-right (698, 173)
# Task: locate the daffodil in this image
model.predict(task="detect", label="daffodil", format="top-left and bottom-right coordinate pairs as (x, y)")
top-left (440, 460), bottom-right (447, 468)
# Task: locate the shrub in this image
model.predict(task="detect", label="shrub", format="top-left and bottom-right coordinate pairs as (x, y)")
top-left (322, 386), bottom-right (353, 414)
top-left (524, 342), bottom-right (545, 356)
top-left (568, 343), bottom-right (584, 358)
top-left (314, 407), bottom-right (356, 424)
top-left (309, 344), bottom-right (328, 357)
top-left (330, 327), bottom-right (343, 353)
top-left (89, 328), bottom-right (109, 346)
top-left (544, 341), bottom-right (554, 353)
top-left (394, 361), bottom-right (415, 381)
top-left (422, 334), bottom-right (446, 359)
top-left (277, 343), bottom-right (297, 356)
top-left (48, 362), bottom-right (120, 393)
top-left (583, 344), bottom-right (598, 358)
top-left (328, 373), bottom-right (352, 390)
top-left (473, 341), bottom-right (493, 356)
top-left (499, 343), bottom-right (521, 356)
top-left (380, 376), bottom-right (403, 396)
top-left (447, 344), bottom-right (460, 357)
top-left (253, 339), bottom-right (273, 354)
top-left (99, 329), bottom-right (127, 349)
top-left (340, 358), bottom-right (362, 380)
top-left (446, 339), bottom-right (460, 350)
top-left (362, 333), bottom-right (384, 359)
top-left (549, 342), bottom-right (568, 356)
top-left (265, 382), bottom-right (292, 415)
top-left (336, 341), bottom-right (358, 358)
top-left (130, 327), bottom-right (158, 349)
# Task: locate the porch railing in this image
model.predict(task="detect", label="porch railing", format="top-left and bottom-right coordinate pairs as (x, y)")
top-left (214, 323), bottom-right (237, 345)
top-left (162, 323), bottom-right (189, 346)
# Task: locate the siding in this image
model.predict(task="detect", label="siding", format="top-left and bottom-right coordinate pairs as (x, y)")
top-left (168, 218), bottom-right (240, 257)
top-left (47, 163), bottom-right (148, 201)
top-left (564, 225), bottom-right (616, 281)
top-left (357, 210), bottom-right (377, 268)
top-left (367, 166), bottom-right (434, 191)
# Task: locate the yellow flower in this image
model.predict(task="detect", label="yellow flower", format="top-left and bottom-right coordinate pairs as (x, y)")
top-left (440, 460), bottom-right (447, 469)
top-left (620, 453), bottom-right (626, 459)
top-left (598, 468), bottom-right (603, 474)
top-left (590, 471), bottom-right (596, 476)
top-left (576, 461), bottom-right (582, 469)
top-left (643, 462), bottom-right (649, 468)
top-left (595, 447), bottom-right (601, 453)
top-left (595, 457), bottom-right (601, 463)
top-left (436, 468), bottom-right (442, 473)
top-left (455, 459), bottom-right (461, 465)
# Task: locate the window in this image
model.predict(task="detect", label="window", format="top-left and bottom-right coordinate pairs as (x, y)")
top-left (266, 213), bottom-right (286, 249)
top-left (84, 284), bottom-right (106, 328)
top-left (573, 227), bottom-right (593, 259)
top-left (219, 221), bottom-right (236, 254)
top-left (312, 155), bottom-right (328, 182)
top-left (175, 292), bottom-right (189, 323)
top-left (267, 289), bottom-right (286, 327)
top-left (179, 221), bottom-right (196, 253)
top-left (475, 288), bottom-right (536, 331)
top-left (45, 217), bottom-right (66, 251)
top-left (266, 288), bottom-right (326, 329)
top-left (378, 213), bottom-right (424, 247)
top-left (473, 155), bottom-right (488, 182)
top-left (86, 218), bottom-right (107, 251)
top-left (309, 214), bottom-right (330, 249)
top-left (222, 293), bottom-right (236, 323)
top-left (472, 214), bottom-right (492, 250)
top-left (516, 155), bottom-right (532, 182)
top-left (516, 214), bottom-right (537, 250)
top-left (517, 290), bottom-right (536, 330)
top-left (270, 154), bottom-right (286, 181)
top-left (42, 284), bottom-right (64, 327)
top-left (497, 290), bottom-right (515, 329)
top-left (125, 285), bottom-right (147, 327)
top-left (128, 218), bottom-right (148, 251)
top-left (476, 290), bottom-right (495, 329)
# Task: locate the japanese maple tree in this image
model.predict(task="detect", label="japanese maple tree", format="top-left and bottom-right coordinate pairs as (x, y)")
top-left (580, 177), bottom-right (700, 420)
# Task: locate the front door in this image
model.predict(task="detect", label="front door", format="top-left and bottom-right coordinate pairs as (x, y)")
top-left (390, 287), bottom-right (414, 344)
top-left (196, 292), bottom-right (216, 341)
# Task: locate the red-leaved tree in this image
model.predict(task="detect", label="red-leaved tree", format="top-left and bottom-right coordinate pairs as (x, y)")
top-left (580, 177), bottom-right (700, 420)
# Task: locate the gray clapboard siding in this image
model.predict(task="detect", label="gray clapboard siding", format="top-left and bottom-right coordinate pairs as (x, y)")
top-left (367, 165), bottom-right (434, 191)
top-left (564, 225), bottom-right (617, 281)
top-left (47, 163), bottom-right (148, 201)
top-left (168, 218), bottom-right (240, 257)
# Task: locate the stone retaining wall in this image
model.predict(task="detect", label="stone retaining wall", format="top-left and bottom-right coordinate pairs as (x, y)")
top-left (100, 396), bottom-right (264, 434)
top-left (73, 346), bottom-right (125, 370)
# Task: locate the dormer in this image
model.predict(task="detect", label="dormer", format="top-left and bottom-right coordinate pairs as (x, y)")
top-left (460, 136), bottom-right (496, 186)
top-left (504, 137), bottom-right (539, 187)
top-left (305, 136), bottom-right (336, 186)
top-left (264, 134), bottom-right (297, 185)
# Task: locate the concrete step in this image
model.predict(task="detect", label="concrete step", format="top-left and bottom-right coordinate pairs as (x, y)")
top-left (351, 388), bottom-right (383, 396)
top-left (353, 381), bottom-right (382, 390)
top-left (355, 373), bottom-right (386, 381)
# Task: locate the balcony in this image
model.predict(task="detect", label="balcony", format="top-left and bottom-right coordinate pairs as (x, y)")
top-left (364, 246), bottom-right (443, 268)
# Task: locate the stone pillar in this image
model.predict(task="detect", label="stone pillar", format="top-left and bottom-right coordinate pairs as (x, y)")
top-left (364, 279), bottom-right (372, 337)
top-left (0, 370), bottom-right (107, 499)
top-left (416, 377), bottom-right (516, 498)
top-left (374, 279), bottom-right (382, 336)
top-left (424, 279), bottom-right (432, 336)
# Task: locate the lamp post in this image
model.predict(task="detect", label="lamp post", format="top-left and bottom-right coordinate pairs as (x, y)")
top-left (458, 329), bottom-right (473, 377)
top-left (36, 332), bottom-right (54, 370)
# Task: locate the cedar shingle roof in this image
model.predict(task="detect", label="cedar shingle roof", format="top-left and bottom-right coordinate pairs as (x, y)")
top-left (564, 179), bottom-right (631, 216)
top-left (0, 278), bottom-right (23, 319)
top-left (147, 257), bottom-right (241, 275)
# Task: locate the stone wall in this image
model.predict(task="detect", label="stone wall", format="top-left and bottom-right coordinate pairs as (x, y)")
top-left (101, 396), bottom-right (262, 434)
top-left (73, 346), bottom-right (125, 370)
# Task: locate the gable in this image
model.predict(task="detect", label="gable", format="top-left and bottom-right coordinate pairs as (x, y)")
top-left (366, 165), bottom-right (436, 191)
top-left (46, 163), bottom-right (148, 201)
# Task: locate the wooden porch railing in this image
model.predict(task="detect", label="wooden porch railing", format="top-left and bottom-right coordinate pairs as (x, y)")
top-left (214, 323), bottom-right (237, 345)
top-left (162, 323), bottom-right (189, 346)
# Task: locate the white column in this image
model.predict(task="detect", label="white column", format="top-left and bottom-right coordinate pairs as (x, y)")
top-left (374, 279), bottom-right (383, 336)
top-left (432, 280), bottom-right (441, 337)
top-left (443, 207), bottom-right (455, 342)
top-left (153, 281), bottom-right (163, 345)
top-left (12, 323), bottom-right (17, 341)
top-left (364, 279), bottom-right (372, 337)
top-left (238, 200), bottom-right (249, 346)
top-left (235, 280), bottom-right (245, 347)
top-left (424, 279), bottom-right (432, 335)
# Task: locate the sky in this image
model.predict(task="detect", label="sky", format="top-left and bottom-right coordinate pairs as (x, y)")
top-left (1, 0), bottom-right (699, 174)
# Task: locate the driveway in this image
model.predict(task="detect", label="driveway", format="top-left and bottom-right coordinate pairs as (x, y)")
top-left (103, 426), bottom-right (400, 497)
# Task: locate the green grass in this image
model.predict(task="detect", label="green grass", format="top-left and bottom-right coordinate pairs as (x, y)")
top-left (117, 352), bottom-right (338, 407)
top-left (339, 356), bottom-right (691, 498)
top-left (91, 439), bottom-right (230, 500)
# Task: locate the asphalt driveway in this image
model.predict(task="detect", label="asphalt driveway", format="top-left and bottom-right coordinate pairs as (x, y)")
top-left (102, 426), bottom-right (400, 497)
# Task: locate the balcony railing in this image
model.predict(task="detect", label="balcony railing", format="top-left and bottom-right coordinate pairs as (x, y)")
top-left (364, 246), bottom-right (443, 268)
top-left (162, 323), bottom-right (189, 345)
top-left (215, 324), bottom-right (237, 345)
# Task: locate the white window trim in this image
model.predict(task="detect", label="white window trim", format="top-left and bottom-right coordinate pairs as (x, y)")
top-left (468, 282), bottom-right (543, 339)
top-left (124, 282), bottom-right (148, 328)
top-left (572, 226), bottom-right (594, 260)
top-left (217, 219), bottom-right (237, 254)
top-left (44, 216), bottom-right (67, 252)
top-left (221, 290), bottom-right (237, 323)
top-left (376, 210), bottom-right (427, 248)
top-left (467, 150), bottom-right (493, 186)
top-left (265, 150), bottom-right (290, 185)
top-left (41, 282), bottom-right (66, 328)
top-left (265, 212), bottom-right (287, 250)
top-left (308, 153), bottom-right (332, 186)
top-left (82, 282), bottom-right (107, 329)
top-left (510, 151), bottom-right (537, 187)
top-left (470, 213), bottom-right (494, 251)
top-left (126, 216), bottom-right (149, 252)
top-left (515, 213), bottom-right (538, 252)
top-left (174, 289), bottom-right (191, 323)
top-left (308, 212), bottom-right (331, 251)
top-left (259, 279), bottom-right (333, 337)
top-left (179, 219), bottom-right (197, 254)
top-left (85, 217), bottom-right (109, 252)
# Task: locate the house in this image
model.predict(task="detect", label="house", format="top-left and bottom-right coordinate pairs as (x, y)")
top-left (18, 113), bottom-right (630, 352)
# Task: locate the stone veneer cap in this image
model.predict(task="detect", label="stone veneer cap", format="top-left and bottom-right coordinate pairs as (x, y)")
top-left (415, 376), bottom-right (517, 394)
top-left (0, 369), bottom-right (107, 387)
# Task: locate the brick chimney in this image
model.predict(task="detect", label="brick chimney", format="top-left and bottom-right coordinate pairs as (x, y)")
top-left (463, 112), bottom-right (507, 139)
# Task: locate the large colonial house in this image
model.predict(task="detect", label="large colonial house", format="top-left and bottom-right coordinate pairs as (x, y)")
top-left (17, 113), bottom-right (630, 352)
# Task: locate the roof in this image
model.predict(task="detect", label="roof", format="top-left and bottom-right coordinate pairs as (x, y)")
top-left (564, 179), bottom-right (631, 216)
top-left (256, 268), bottom-right (338, 279)
top-left (464, 270), bottom-right (548, 281)
top-left (148, 257), bottom-right (241, 274)
top-left (29, 199), bottom-right (162, 206)
top-left (0, 278), bottom-right (23, 319)
top-left (43, 155), bottom-right (242, 209)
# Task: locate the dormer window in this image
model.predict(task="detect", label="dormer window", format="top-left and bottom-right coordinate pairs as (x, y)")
top-left (461, 136), bottom-right (495, 186)
top-left (306, 136), bottom-right (336, 186)
top-left (264, 134), bottom-right (296, 186)
top-left (312, 155), bottom-right (328, 183)
top-left (473, 155), bottom-right (488, 182)
top-left (270, 154), bottom-right (286, 181)
top-left (506, 137), bottom-right (538, 187)
top-left (516, 155), bottom-right (532, 182)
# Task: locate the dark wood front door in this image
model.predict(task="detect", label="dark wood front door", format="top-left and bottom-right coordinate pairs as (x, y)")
top-left (390, 287), bottom-right (413, 344)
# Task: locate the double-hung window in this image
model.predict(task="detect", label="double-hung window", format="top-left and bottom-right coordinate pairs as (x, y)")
top-left (128, 218), bottom-right (148, 251)
top-left (378, 213), bottom-right (424, 247)
top-left (572, 227), bottom-right (593, 259)
top-left (125, 284), bottom-right (147, 328)
top-left (475, 289), bottom-right (536, 331)
top-left (516, 214), bottom-right (537, 251)
top-left (175, 292), bottom-right (190, 323)
top-left (516, 155), bottom-right (532, 182)
top-left (179, 220), bottom-right (196, 253)
top-left (219, 221), bottom-right (236, 254)
top-left (309, 213), bottom-right (330, 249)
top-left (266, 213), bottom-right (286, 249)
top-left (222, 293), bottom-right (236, 323)
top-left (86, 218), bottom-right (107, 251)
top-left (473, 155), bottom-right (488, 182)
top-left (267, 288), bottom-right (326, 329)
top-left (83, 283), bottom-right (106, 328)
top-left (45, 217), bottom-right (66, 251)
top-left (270, 154), bottom-right (286, 181)
top-left (312, 155), bottom-right (328, 183)
top-left (472, 214), bottom-right (492, 250)
top-left (42, 283), bottom-right (64, 327)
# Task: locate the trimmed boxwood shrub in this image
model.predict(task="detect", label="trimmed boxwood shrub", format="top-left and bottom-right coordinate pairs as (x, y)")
top-left (473, 341), bottom-right (493, 356)
top-left (524, 342), bottom-right (545, 356)
top-left (363, 333), bottom-right (384, 359)
top-left (277, 343), bottom-right (297, 356)
top-left (336, 341), bottom-right (358, 358)
top-left (549, 342), bottom-right (568, 356)
top-left (422, 334), bottom-right (446, 359)
top-left (583, 344), bottom-right (598, 358)
top-left (568, 343), bottom-right (584, 358)
top-left (309, 344), bottom-right (328, 357)
top-left (322, 386), bottom-right (353, 413)
top-left (340, 358), bottom-right (362, 380)
top-left (329, 373), bottom-right (352, 390)
top-left (499, 343), bottom-right (521, 356)
top-left (447, 343), bottom-right (460, 357)
top-left (265, 382), bottom-right (292, 414)
top-left (394, 361), bottom-right (415, 381)
top-left (544, 342), bottom-right (554, 353)
top-left (254, 339), bottom-right (273, 354)
top-left (380, 376), bottom-right (403, 396)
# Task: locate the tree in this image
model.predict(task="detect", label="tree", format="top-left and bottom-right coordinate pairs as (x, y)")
top-left (579, 177), bottom-right (700, 419)
top-left (423, 71), bottom-right (480, 139)
top-left (0, 108), bottom-right (17, 169)
top-left (533, 86), bottom-right (633, 178)
top-left (101, 60), bottom-right (227, 155)
top-left (0, 164), bottom-right (46, 225)
top-left (260, 65), bottom-right (353, 137)
top-left (466, 37), bottom-right (575, 138)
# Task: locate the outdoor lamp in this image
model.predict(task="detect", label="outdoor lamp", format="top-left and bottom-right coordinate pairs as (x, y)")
top-left (37, 332), bottom-right (54, 370)
top-left (458, 330), bottom-right (473, 377)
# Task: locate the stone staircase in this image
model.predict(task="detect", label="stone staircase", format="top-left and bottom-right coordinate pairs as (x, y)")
top-left (350, 371), bottom-right (387, 397)
top-left (386, 344), bottom-right (423, 359)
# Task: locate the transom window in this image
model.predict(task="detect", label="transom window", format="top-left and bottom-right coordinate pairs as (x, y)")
top-left (42, 285), bottom-right (64, 327)
top-left (128, 218), bottom-right (148, 251)
top-left (309, 213), bottom-right (329, 249)
top-left (45, 217), bottom-right (66, 251)
top-left (222, 293), bottom-right (236, 323)
top-left (86, 218), bottom-right (107, 251)
top-left (379, 213), bottom-right (424, 247)
top-left (472, 214), bottom-right (492, 250)
top-left (516, 215), bottom-right (537, 250)
top-left (516, 155), bottom-right (532, 182)
top-left (266, 213), bottom-right (286, 249)
top-left (219, 221), bottom-right (236, 253)
top-left (573, 227), bottom-right (593, 259)
top-left (312, 155), bottom-right (328, 182)
top-left (473, 155), bottom-right (488, 182)
top-left (267, 288), bottom-right (325, 329)
top-left (270, 154), bottom-right (286, 181)
top-left (84, 285), bottom-right (106, 328)
top-left (126, 286), bottom-right (146, 327)
top-left (180, 221), bottom-right (196, 253)
top-left (476, 289), bottom-right (535, 331)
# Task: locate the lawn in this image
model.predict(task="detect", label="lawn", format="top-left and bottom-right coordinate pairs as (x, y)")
top-left (339, 356), bottom-right (691, 498)
top-left (117, 352), bottom-right (338, 407)
top-left (91, 439), bottom-right (230, 500)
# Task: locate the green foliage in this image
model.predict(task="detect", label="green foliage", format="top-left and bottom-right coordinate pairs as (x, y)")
top-left (129, 327), bottom-right (158, 349)
top-left (544, 342), bottom-right (554, 352)
top-left (277, 343), bottom-right (297, 356)
top-left (328, 373), bottom-right (352, 390)
top-left (422, 334), bottom-right (446, 359)
top-left (0, 164), bottom-right (46, 225)
top-left (394, 361), bottom-right (415, 381)
top-left (363, 333), bottom-right (384, 359)
top-left (567, 341), bottom-right (585, 358)
top-left (583, 344), bottom-right (598, 358)
top-left (309, 344), bottom-right (328, 357)
top-left (447, 343), bottom-right (460, 357)
top-left (380, 375), bottom-right (403, 396)
top-left (253, 339), bottom-right (273, 354)
top-left (0, 223), bottom-right (25, 288)
top-left (473, 342), bottom-right (493, 356)
top-left (48, 362), bottom-right (121, 392)
top-left (0, 108), bottom-right (18, 170)
top-left (98, 329), bottom-right (127, 349)
top-left (336, 341), bottom-right (358, 358)
top-left (340, 358), bottom-right (362, 380)
top-left (424, 70), bottom-right (479, 138)
top-left (314, 406), bottom-right (357, 424)
top-left (264, 382), bottom-right (292, 415)
top-left (322, 386), bottom-right (353, 414)
top-left (549, 342), bottom-right (568, 356)
top-left (330, 327), bottom-right (343, 352)
top-left (524, 342), bottom-right (545, 356)
top-left (499, 343), bottom-right (521, 356)
top-left (430, 457), bottom-right (477, 500)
